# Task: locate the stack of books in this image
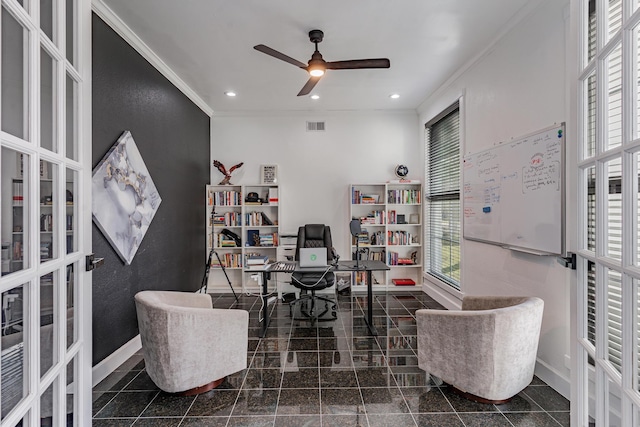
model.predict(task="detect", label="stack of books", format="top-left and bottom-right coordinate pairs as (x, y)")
top-left (360, 194), bottom-right (379, 204)
top-left (246, 254), bottom-right (269, 269)
top-left (258, 232), bottom-right (278, 246)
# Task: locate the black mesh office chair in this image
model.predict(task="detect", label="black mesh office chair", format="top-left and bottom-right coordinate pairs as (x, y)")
top-left (290, 224), bottom-right (337, 322)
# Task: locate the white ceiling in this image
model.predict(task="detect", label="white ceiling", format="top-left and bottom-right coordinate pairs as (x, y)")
top-left (99, 0), bottom-right (542, 113)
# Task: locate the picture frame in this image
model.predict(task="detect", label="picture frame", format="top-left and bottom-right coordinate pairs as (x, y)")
top-left (409, 213), bottom-right (419, 224)
top-left (260, 164), bottom-right (278, 184)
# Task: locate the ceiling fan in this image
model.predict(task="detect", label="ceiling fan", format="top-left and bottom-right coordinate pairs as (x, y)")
top-left (254, 29), bottom-right (390, 96)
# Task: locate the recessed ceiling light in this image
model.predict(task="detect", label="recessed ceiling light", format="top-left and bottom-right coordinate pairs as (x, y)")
top-left (389, 94), bottom-right (400, 99)
top-left (310, 94), bottom-right (320, 100)
top-left (224, 91), bottom-right (237, 97)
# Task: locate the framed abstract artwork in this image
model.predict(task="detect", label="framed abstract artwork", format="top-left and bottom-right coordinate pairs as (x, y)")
top-left (92, 131), bottom-right (162, 264)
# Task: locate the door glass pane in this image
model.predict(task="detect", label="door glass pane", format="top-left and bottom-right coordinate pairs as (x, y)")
top-left (40, 381), bottom-right (54, 425)
top-left (636, 152), bottom-right (640, 267)
top-left (65, 356), bottom-right (75, 425)
top-left (66, 263), bottom-right (75, 348)
top-left (1, 284), bottom-right (27, 421)
top-left (66, 0), bottom-right (75, 66)
top-left (587, 166), bottom-right (596, 252)
top-left (587, 260), bottom-right (597, 348)
top-left (65, 75), bottom-right (78, 161)
top-left (40, 272), bottom-right (56, 377)
top-left (607, 0), bottom-right (622, 41)
top-left (65, 169), bottom-right (76, 254)
top-left (1, 6), bottom-right (29, 141)
top-left (606, 43), bottom-right (622, 151)
top-left (606, 157), bottom-right (622, 260)
top-left (607, 268), bottom-right (623, 374)
top-left (2, 148), bottom-right (30, 274)
top-left (40, 47), bottom-right (57, 152)
top-left (587, 0), bottom-right (597, 63)
top-left (608, 377), bottom-right (622, 426)
top-left (40, 161), bottom-right (57, 263)
top-left (40, 0), bottom-right (54, 42)
top-left (636, 278), bottom-right (639, 392)
top-left (585, 72), bottom-right (597, 158)
top-left (635, 22), bottom-right (640, 140)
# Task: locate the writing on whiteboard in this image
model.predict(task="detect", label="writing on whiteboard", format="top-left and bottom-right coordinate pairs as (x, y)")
top-left (522, 160), bottom-right (560, 193)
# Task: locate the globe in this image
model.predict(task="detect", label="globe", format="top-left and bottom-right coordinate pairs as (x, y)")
top-left (395, 164), bottom-right (409, 179)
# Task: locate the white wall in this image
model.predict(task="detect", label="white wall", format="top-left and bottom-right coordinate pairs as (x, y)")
top-left (211, 111), bottom-right (419, 259)
top-left (418, 0), bottom-right (572, 396)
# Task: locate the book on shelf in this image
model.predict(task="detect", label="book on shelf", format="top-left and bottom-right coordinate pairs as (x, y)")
top-left (392, 278), bottom-right (416, 286)
top-left (397, 258), bottom-right (414, 265)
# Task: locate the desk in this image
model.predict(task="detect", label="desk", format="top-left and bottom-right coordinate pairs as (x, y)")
top-left (248, 260), bottom-right (389, 338)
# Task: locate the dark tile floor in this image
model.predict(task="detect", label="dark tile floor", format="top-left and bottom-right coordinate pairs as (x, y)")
top-left (93, 291), bottom-right (570, 427)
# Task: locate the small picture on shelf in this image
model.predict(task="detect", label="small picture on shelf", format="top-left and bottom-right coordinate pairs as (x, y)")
top-left (409, 213), bottom-right (419, 224)
top-left (260, 164), bottom-right (278, 185)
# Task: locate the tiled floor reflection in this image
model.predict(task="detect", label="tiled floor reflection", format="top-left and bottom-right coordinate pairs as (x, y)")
top-left (92, 291), bottom-right (570, 426)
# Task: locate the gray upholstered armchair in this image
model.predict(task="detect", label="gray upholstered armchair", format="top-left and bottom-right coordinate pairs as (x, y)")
top-left (416, 296), bottom-right (544, 403)
top-left (134, 290), bottom-right (249, 395)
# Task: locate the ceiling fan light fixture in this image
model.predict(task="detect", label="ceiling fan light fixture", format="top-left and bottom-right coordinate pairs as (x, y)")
top-left (308, 67), bottom-right (325, 77)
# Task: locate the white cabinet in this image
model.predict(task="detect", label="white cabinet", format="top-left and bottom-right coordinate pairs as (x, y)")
top-left (349, 182), bottom-right (422, 291)
top-left (205, 184), bottom-right (280, 293)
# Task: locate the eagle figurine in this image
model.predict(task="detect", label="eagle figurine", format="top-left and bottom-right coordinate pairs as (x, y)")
top-left (213, 160), bottom-right (243, 185)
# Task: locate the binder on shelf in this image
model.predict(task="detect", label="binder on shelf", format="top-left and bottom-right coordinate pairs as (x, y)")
top-left (268, 187), bottom-right (278, 205)
top-left (392, 278), bottom-right (415, 286)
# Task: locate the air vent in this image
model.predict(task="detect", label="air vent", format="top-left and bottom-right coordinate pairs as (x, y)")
top-left (306, 121), bottom-right (325, 132)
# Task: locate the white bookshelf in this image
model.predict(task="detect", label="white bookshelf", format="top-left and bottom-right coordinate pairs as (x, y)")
top-left (349, 182), bottom-right (422, 291)
top-left (205, 184), bottom-right (279, 293)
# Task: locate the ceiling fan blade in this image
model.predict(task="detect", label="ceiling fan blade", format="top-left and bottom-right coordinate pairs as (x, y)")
top-left (253, 44), bottom-right (307, 69)
top-left (297, 76), bottom-right (322, 96)
top-left (326, 58), bottom-right (390, 70)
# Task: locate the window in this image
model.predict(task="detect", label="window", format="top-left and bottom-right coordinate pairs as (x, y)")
top-left (424, 103), bottom-right (461, 290)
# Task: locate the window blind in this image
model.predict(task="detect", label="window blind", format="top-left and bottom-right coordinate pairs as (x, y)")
top-left (424, 107), bottom-right (461, 289)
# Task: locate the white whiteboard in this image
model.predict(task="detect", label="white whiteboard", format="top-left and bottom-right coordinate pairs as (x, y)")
top-left (462, 124), bottom-right (565, 255)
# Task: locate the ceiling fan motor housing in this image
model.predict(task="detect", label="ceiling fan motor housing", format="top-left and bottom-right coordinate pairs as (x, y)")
top-left (308, 29), bottom-right (324, 44)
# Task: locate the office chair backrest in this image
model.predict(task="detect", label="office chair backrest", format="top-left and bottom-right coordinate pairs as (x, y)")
top-left (295, 224), bottom-right (333, 262)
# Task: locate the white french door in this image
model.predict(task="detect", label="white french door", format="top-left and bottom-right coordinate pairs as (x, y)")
top-left (0, 0), bottom-right (91, 425)
top-left (576, 0), bottom-right (640, 425)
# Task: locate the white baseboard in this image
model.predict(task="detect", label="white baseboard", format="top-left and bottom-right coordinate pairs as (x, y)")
top-left (92, 334), bottom-right (142, 387)
top-left (534, 357), bottom-right (571, 400)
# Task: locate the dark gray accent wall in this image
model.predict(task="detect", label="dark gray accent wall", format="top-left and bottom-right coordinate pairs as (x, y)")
top-left (92, 14), bottom-right (210, 365)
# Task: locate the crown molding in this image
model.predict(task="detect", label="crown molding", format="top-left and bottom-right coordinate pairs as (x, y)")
top-left (92, 0), bottom-right (213, 116)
